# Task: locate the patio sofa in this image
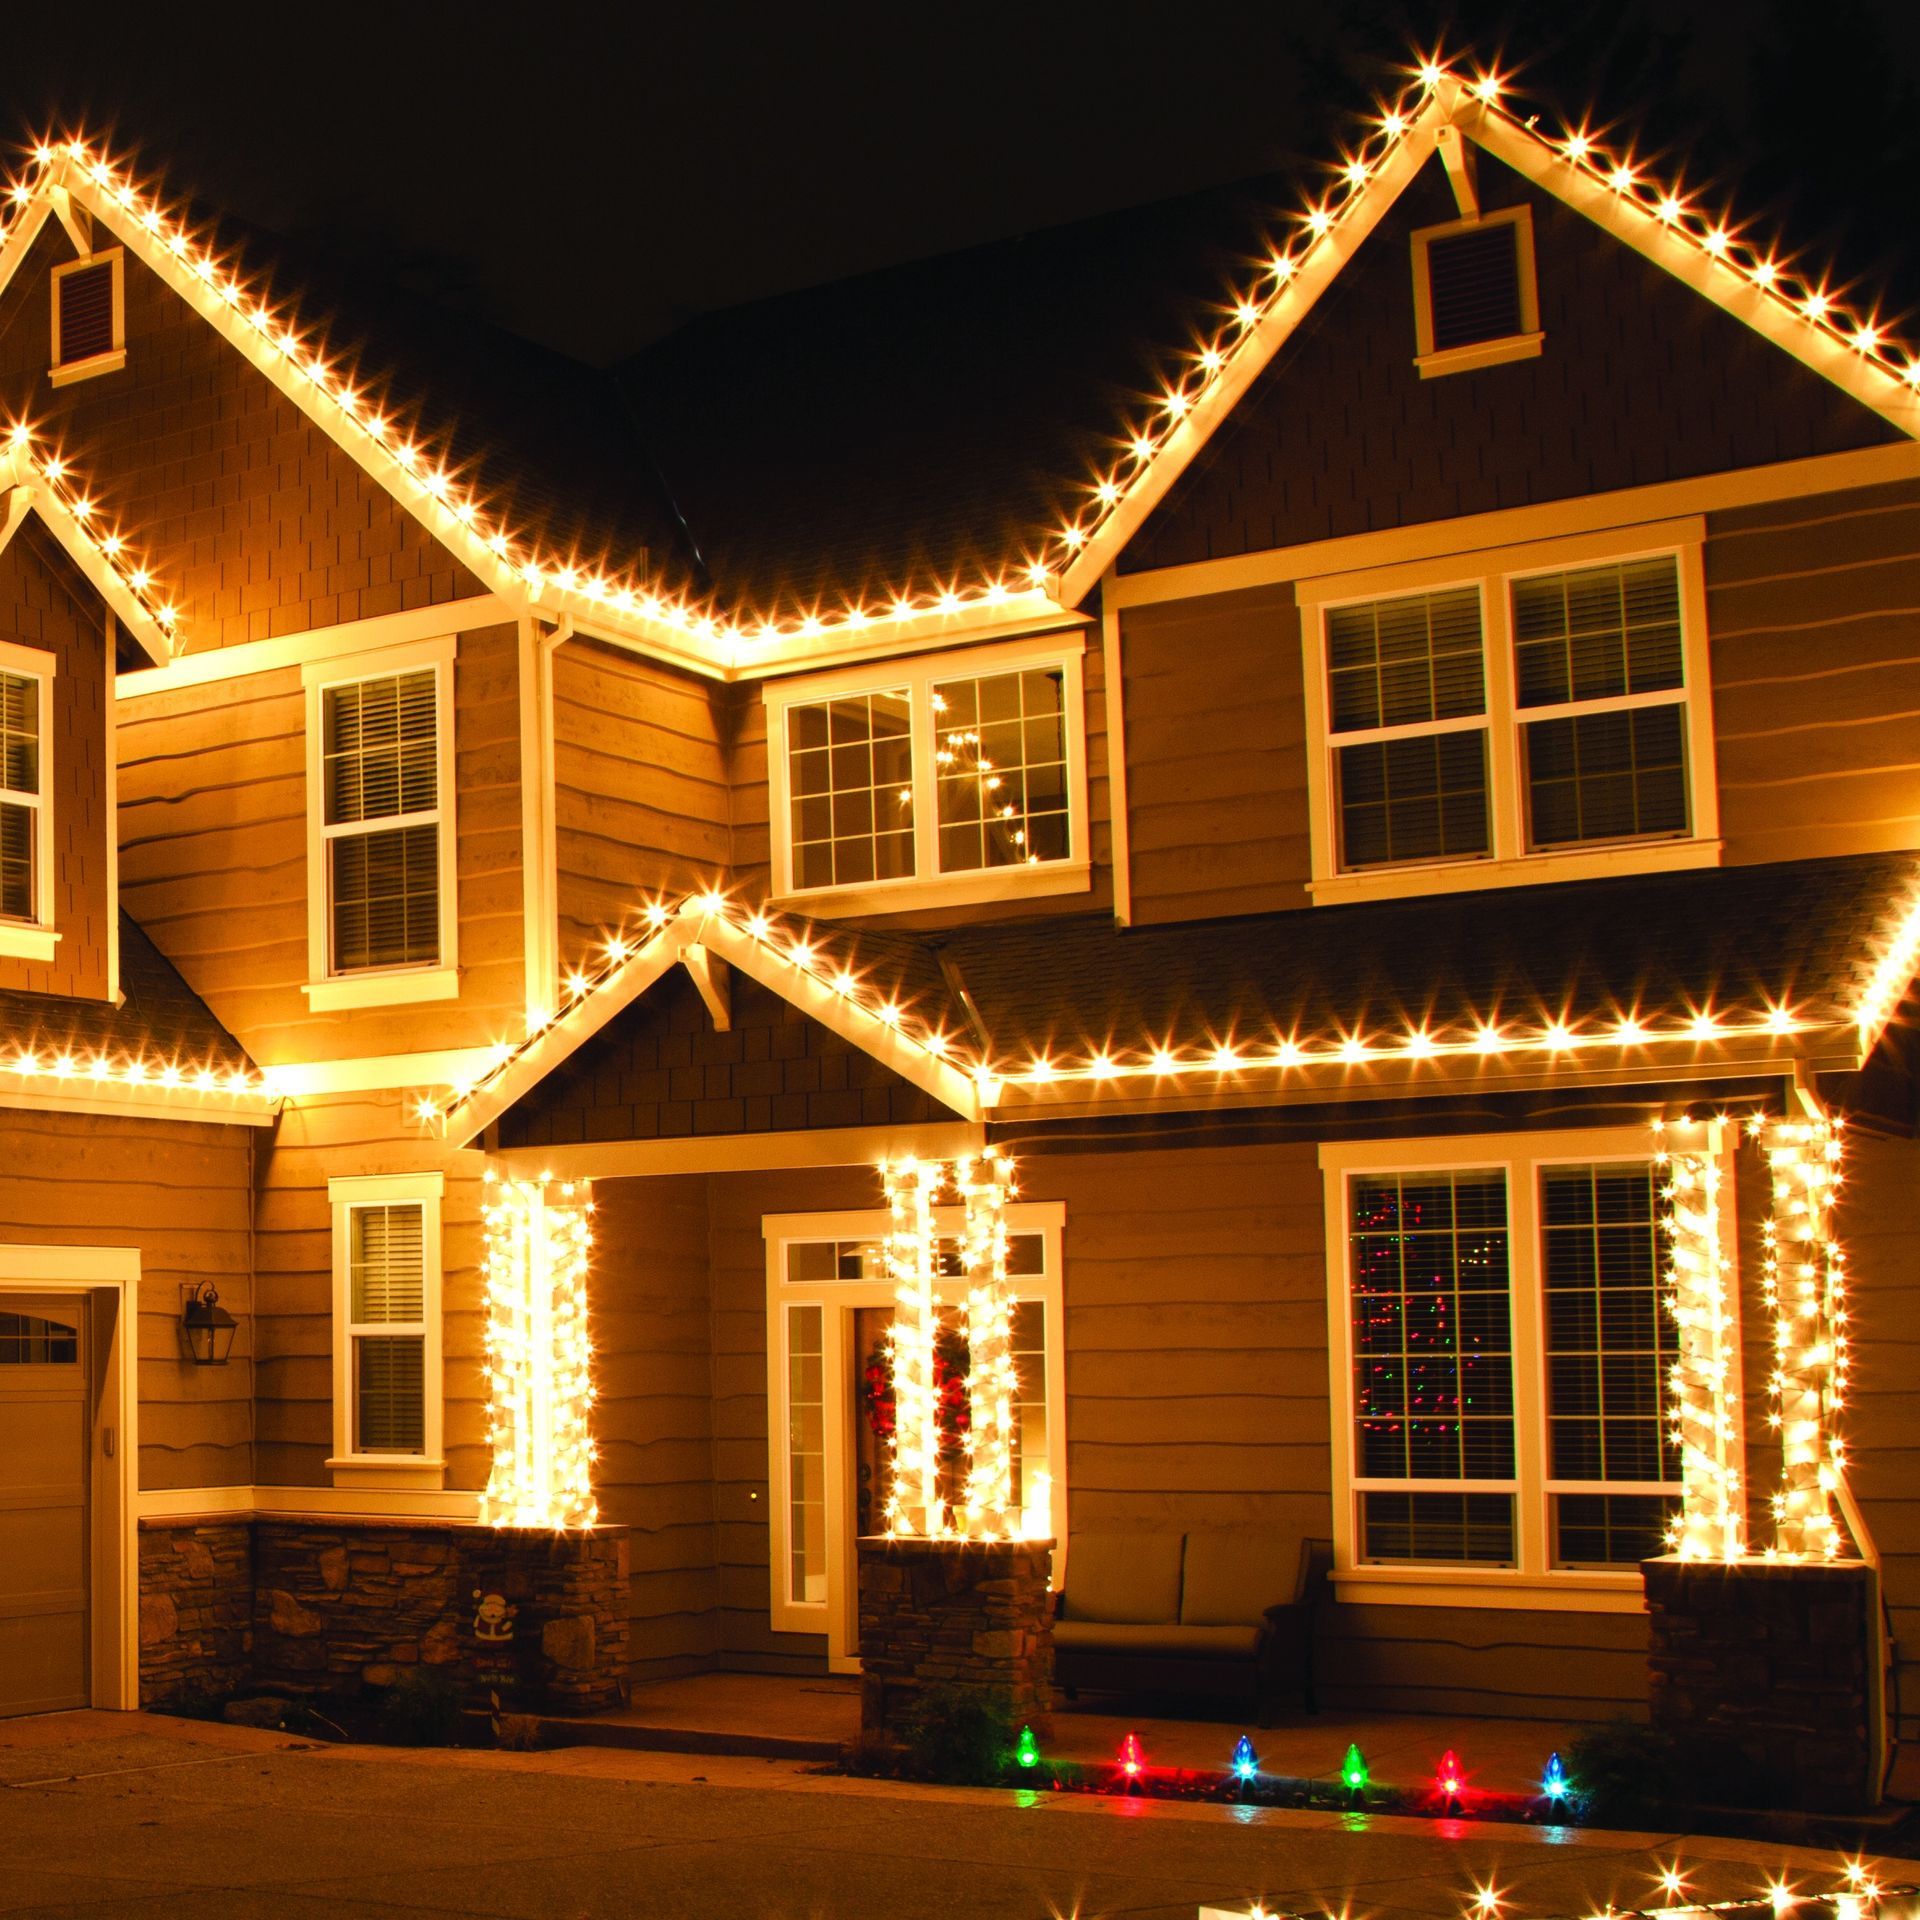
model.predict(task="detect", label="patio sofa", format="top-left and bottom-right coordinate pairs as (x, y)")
top-left (1052, 1531), bottom-right (1331, 1724)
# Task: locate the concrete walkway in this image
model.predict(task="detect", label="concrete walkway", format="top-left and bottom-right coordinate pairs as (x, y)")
top-left (0, 1710), bottom-right (1902, 1920)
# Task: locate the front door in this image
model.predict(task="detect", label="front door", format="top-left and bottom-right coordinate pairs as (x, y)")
top-left (767, 1207), bottom-right (1066, 1671)
top-left (0, 1297), bottom-right (89, 1715)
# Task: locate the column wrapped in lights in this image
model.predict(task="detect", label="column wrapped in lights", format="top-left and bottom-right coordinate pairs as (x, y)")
top-left (1654, 1121), bottom-right (1744, 1561)
top-left (1763, 1112), bottom-right (1850, 1560)
top-left (956, 1147), bottom-right (1020, 1539)
top-left (479, 1172), bottom-right (598, 1530)
top-left (881, 1156), bottom-right (948, 1538)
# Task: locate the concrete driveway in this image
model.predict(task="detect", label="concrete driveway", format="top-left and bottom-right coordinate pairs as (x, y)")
top-left (0, 1711), bottom-right (1899, 1919)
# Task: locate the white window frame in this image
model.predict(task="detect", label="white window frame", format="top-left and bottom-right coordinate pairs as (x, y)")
top-left (762, 1201), bottom-right (1068, 1665)
top-left (1299, 519), bottom-right (1721, 905)
top-left (1411, 205), bottom-right (1543, 379)
top-left (0, 637), bottom-right (58, 963)
top-left (1319, 1125), bottom-right (1739, 1612)
top-left (301, 633), bottom-right (459, 1010)
top-left (763, 634), bottom-right (1090, 916)
top-left (50, 249), bottom-right (127, 387)
top-left (327, 1170), bottom-right (445, 1490)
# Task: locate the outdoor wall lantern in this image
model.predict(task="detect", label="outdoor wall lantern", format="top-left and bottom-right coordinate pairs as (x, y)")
top-left (180, 1283), bottom-right (237, 1366)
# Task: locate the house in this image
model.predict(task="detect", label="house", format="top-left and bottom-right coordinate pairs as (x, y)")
top-left (0, 63), bottom-right (1915, 1759)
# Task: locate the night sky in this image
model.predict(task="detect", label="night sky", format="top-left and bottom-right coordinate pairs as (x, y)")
top-left (4, 0), bottom-right (1918, 369)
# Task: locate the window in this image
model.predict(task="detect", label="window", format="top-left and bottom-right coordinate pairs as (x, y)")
top-left (765, 637), bottom-right (1089, 913)
top-left (50, 251), bottom-right (126, 385)
top-left (763, 1201), bottom-right (1066, 1658)
top-left (302, 637), bottom-right (458, 1010)
top-left (328, 1172), bottom-right (443, 1487)
top-left (0, 641), bottom-right (55, 961)
top-left (1321, 1129), bottom-right (1725, 1607)
top-left (1411, 207), bottom-right (1541, 378)
top-left (1299, 524), bottom-right (1720, 904)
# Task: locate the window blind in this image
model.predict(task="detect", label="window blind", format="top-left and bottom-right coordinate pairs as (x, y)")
top-left (350, 1203), bottom-right (425, 1323)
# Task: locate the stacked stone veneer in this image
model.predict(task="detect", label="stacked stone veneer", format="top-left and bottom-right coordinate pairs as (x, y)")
top-left (856, 1537), bottom-right (1053, 1739)
top-left (140, 1516), bottom-right (630, 1713)
top-left (138, 1521), bottom-right (253, 1705)
top-left (1644, 1556), bottom-right (1879, 1812)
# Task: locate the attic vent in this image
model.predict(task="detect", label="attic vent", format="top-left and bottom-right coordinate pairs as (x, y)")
top-left (50, 251), bottom-right (126, 385)
top-left (1428, 224), bottom-right (1520, 350)
top-left (1411, 207), bottom-right (1542, 379)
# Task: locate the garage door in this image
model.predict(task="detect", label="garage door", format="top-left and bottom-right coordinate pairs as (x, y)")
top-left (0, 1298), bottom-right (89, 1715)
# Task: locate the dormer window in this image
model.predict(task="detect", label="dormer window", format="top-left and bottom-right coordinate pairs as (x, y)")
top-left (50, 251), bottom-right (126, 387)
top-left (1411, 207), bottom-right (1542, 378)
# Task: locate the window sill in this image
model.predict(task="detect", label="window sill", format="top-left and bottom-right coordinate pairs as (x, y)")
top-left (1309, 837), bottom-right (1721, 907)
top-left (304, 965), bottom-right (460, 1011)
top-left (1333, 1566), bottom-right (1648, 1612)
top-left (327, 1457), bottom-right (446, 1491)
top-left (50, 347), bottom-right (128, 388)
top-left (1415, 331), bottom-right (1545, 379)
top-left (772, 860), bottom-right (1090, 920)
top-left (0, 923), bottom-right (59, 963)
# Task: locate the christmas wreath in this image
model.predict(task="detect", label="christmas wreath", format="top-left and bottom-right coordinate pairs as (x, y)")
top-left (863, 1331), bottom-right (971, 1447)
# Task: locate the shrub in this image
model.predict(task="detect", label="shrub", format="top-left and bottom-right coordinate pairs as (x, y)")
top-left (377, 1668), bottom-right (466, 1747)
top-left (899, 1683), bottom-right (1015, 1785)
top-left (1565, 1717), bottom-right (1770, 1823)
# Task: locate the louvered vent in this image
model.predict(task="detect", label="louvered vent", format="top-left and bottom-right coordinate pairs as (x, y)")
top-left (56, 262), bottom-right (116, 365)
top-left (1427, 223), bottom-right (1522, 352)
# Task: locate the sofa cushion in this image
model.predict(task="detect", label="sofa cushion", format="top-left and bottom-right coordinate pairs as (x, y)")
top-left (1179, 1530), bottom-right (1300, 1627)
top-left (1059, 1531), bottom-right (1183, 1625)
top-left (1054, 1619), bottom-right (1261, 1662)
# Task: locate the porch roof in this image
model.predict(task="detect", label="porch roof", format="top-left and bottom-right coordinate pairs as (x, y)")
top-left (446, 853), bottom-right (1919, 1144)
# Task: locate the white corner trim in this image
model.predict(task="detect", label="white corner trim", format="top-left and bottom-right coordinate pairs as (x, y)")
top-left (327, 1169), bottom-right (446, 1203)
top-left (489, 1118), bottom-right (989, 1182)
top-left (0, 924), bottom-right (59, 962)
top-left (138, 1484), bottom-right (483, 1523)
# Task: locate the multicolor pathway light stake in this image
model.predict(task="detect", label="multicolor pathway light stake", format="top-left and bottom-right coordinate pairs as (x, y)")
top-left (1436, 1748), bottom-right (1465, 1811)
top-left (1015, 1724), bottom-right (1041, 1771)
top-left (1231, 1734), bottom-right (1259, 1789)
top-left (1340, 1742), bottom-right (1370, 1795)
top-left (1541, 1750), bottom-right (1570, 1805)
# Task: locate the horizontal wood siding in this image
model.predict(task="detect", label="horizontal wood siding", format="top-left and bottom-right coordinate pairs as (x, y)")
top-left (589, 1174), bottom-right (720, 1678)
top-left (252, 1091), bottom-right (489, 1489)
top-left (115, 621), bottom-right (525, 1063)
top-left (729, 639), bottom-right (1114, 928)
top-left (0, 1109), bottom-right (252, 1491)
top-left (0, 524), bottom-right (112, 998)
top-left (553, 640), bottom-right (732, 968)
top-left (0, 223), bottom-right (484, 648)
top-left (1120, 585), bottom-right (1309, 925)
top-left (1709, 479), bottom-right (1920, 866)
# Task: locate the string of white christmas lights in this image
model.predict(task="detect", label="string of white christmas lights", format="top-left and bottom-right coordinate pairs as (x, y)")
top-left (956, 1146), bottom-right (1019, 1540)
top-left (478, 1171), bottom-right (598, 1530)
top-left (1654, 1118), bottom-right (1745, 1562)
top-left (881, 1155), bottom-right (947, 1538)
top-left (14, 50), bottom-right (1919, 653)
top-left (1762, 1112), bottom-right (1849, 1561)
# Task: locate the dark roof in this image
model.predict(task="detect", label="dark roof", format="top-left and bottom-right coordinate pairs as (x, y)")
top-left (201, 212), bottom-right (707, 598)
top-left (615, 173), bottom-right (1294, 611)
top-left (0, 912), bottom-right (256, 1080)
top-left (851, 854), bottom-right (1915, 1068)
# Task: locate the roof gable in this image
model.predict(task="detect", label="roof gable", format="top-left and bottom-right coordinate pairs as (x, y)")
top-left (1122, 149), bottom-right (1901, 574)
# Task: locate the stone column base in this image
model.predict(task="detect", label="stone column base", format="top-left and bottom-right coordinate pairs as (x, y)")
top-left (856, 1536), bottom-right (1054, 1742)
top-left (1643, 1555), bottom-right (1880, 1812)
